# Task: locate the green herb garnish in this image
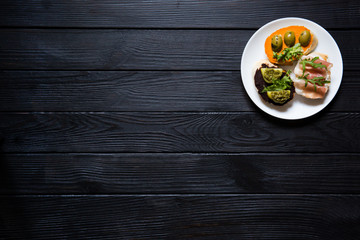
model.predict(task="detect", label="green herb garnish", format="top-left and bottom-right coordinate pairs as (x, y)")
top-left (273, 43), bottom-right (303, 62)
top-left (302, 75), bottom-right (330, 92)
top-left (262, 70), bottom-right (293, 93)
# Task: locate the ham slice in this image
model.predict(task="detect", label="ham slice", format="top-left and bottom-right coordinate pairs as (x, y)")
top-left (299, 58), bottom-right (333, 76)
top-left (293, 79), bottom-right (328, 99)
top-left (304, 71), bottom-right (327, 80)
top-left (314, 58), bottom-right (333, 68)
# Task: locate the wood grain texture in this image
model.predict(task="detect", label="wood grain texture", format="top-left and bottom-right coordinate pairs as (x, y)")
top-left (1, 1), bottom-right (359, 240)
top-left (1, 112), bottom-right (359, 153)
top-left (0, 0), bottom-right (359, 29)
top-left (0, 29), bottom-right (357, 70)
top-left (0, 70), bottom-right (356, 112)
top-left (1, 195), bottom-right (360, 239)
top-left (1, 153), bottom-right (360, 194)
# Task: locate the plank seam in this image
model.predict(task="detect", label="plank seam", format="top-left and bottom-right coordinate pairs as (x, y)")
top-left (0, 26), bottom-right (360, 31)
top-left (1, 193), bottom-right (360, 197)
top-left (2, 152), bottom-right (360, 155)
top-left (0, 111), bottom-right (358, 114)
top-left (1, 151), bottom-right (359, 154)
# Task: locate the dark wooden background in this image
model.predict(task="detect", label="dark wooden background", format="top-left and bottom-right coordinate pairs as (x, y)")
top-left (1, 1), bottom-right (360, 239)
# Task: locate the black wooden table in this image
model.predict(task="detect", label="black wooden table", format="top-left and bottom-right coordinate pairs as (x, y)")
top-left (1, 1), bottom-right (360, 239)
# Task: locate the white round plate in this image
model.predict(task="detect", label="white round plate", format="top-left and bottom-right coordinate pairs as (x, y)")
top-left (240, 17), bottom-right (343, 120)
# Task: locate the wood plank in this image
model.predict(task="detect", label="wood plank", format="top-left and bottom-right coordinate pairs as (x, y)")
top-left (0, 71), bottom-right (247, 112)
top-left (1, 153), bottom-right (360, 194)
top-left (0, 0), bottom-right (359, 29)
top-left (1, 195), bottom-right (360, 239)
top-left (0, 29), bottom-right (357, 70)
top-left (0, 70), bottom-right (356, 112)
top-left (0, 112), bottom-right (359, 153)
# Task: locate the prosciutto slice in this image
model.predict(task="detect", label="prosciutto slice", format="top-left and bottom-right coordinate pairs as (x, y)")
top-left (293, 80), bottom-right (329, 99)
top-left (299, 58), bottom-right (333, 77)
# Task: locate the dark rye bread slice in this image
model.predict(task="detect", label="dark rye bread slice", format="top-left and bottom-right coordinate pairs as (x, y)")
top-left (253, 60), bottom-right (295, 106)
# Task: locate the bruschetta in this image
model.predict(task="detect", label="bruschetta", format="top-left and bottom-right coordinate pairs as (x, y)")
top-left (253, 60), bottom-right (295, 105)
top-left (265, 26), bottom-right (318, 65)
top-left (291, 52), bottom-right (333, 99)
